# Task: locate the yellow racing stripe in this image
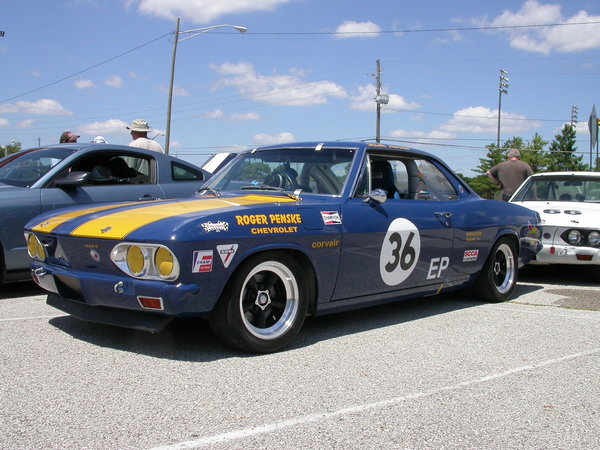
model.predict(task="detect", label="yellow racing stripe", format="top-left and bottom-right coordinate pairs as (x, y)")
top-left (66, 195), bottom-right (296, 239)
top-left (31, 201), bottom-right (152, 233)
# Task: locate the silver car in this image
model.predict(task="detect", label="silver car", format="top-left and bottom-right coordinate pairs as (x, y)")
top-left (0, 143), bottom-right (209, 283)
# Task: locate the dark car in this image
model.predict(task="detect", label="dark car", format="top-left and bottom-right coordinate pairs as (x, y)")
top-left (1, 143), bottom-right (209, 283)
top-left (26, 141), bottom-right (542, 352)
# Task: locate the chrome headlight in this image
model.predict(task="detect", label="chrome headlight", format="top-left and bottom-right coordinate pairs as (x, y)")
top-left (588, 231), bottom-right (600, 246)
top-left (567, 230), bottom-right (582, 244)
top-left (25, 233), bottom-right (46, 260)
top-left (111, 243), bottom-right (180, 281)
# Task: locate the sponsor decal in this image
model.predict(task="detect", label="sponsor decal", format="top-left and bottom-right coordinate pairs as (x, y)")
top-left (217, 244), bottom-right (239, 268)
top-left (192, 250), bottom-right (213, 273)
top-left (465, 231), bottom-right (482, 242)
top-left (380, 218), bottom-right (421, 286)
top-left (463, 249), bottom-right (479, 262)
top-left (311, 240), bottom-right (340, 249)
top-left (235, 213), bottom-right (302, 235)
top-left (320, 211), bottom-right (342, 225)
top-left (201, 221), bottom-right (229, 233)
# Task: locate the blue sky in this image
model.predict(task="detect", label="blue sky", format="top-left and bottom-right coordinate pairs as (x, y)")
top-left (1, 0), bottom-right (600, 175)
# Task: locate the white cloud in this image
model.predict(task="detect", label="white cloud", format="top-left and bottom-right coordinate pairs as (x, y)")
top-left (75, 79), bottom-right (95, 90)
top-left (350, 85), bottom-right (420, 113)
top-left (0, 118), bottom-right (8, 127)
top-left (16, 119), bottom-right (34, 129)
top-left (104, 75), bottom-right (123, 88)
top-left (334, 20), bottom-right (381, 39)
top-left (253, 132), bottom-right (295, 145)
top-left (0, 99), bottom-right (72, 116)
top-left (229, 112), bottom-right (261, 121)
top-left (211, 61), bottom-right (347, 106)
top-left (132, 0), bottom-right (291, 24)
top-left (388, 129), bottom-right (456, 141)
top-left (204, 109), bottom-right (225, 119)
top-left (78, 119), bottom-right (129, 136)
top-left (473, 0), bottom-right (600, 54)
top-left (439, 106), bottom-right (540, 135)
top-left (32, 70), bottom-right (41, 78)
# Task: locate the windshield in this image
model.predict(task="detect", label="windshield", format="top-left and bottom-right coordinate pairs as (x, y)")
top-left (0, 147), bottom-right (76, 187)
top-left (205, 147), bottom-right (356, 196)
top-left (513, 176), bottom-right (600, 203)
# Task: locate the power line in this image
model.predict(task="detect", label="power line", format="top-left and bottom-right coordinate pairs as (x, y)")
top-left (242, 21), bottom-right (600, 36)
top-left (0, 32), bottom-right (171, 104)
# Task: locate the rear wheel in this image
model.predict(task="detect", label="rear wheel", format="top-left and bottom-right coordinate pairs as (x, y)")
top-left (210, 252), bottom-right (310, 353)
top-left (470, 237), bottom-right (518, 302)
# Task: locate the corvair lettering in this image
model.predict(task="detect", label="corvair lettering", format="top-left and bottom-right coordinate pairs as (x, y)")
top-left (427, 256), bottom-right (449, 279)
top-left (311, 240), bottom-right (340, 249)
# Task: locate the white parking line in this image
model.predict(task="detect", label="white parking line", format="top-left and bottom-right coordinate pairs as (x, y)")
top-left (150, 347), bottom-right (600, 449)
top-left (0, 314), bottom-right (65, 323)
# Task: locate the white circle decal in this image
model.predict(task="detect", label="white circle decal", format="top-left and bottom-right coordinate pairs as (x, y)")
top-left (379, 218), bottom-right (421, 286)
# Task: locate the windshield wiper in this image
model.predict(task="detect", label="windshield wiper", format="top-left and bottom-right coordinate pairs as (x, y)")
top-left (195, 186), bottom-right (221, 197)
top-left (240, 185), bottom-right (284, 191)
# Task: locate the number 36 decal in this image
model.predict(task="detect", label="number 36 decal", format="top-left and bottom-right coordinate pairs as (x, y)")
top-left (379, 218), bottom-right (421, 286)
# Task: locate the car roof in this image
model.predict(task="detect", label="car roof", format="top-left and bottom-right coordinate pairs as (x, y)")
top-left (248, 141), bottom-right (438, 159)
top-left (529, 171), bottom-right (600, 178)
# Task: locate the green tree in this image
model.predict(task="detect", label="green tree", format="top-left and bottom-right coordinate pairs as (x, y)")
top-left (1, 141), bottom-right (21, 157)
top-left (545, 124), bottom-right (587, 172)
top-left (520, 133), bottom-right (547, 173)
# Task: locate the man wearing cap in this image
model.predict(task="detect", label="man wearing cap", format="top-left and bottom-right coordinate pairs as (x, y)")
top-left (486, 148), bottom-right (533, 201)
top-left (127, 119), bottom-right (164, 153)
top-left (59, 131), bottom-right (79, 143)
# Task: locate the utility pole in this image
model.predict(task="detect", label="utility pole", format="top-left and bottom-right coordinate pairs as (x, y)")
top-left (374, 59), bottom-right (389, 143)
top-left (497, 69), bottom-right (509, 148)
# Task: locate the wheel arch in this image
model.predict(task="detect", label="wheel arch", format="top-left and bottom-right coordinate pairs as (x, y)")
top-left (220, 246), bottom-right (319, 315)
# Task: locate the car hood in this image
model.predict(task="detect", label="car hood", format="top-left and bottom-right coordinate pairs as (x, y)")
top-left (26, 193), bottom-right (321, 240)
top-left (512, 201), bottom-right (599, 227)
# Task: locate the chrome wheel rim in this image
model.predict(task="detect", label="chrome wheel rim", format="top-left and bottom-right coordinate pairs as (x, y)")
top-left (239, 261), bottom-right (299, 340)
top-left (493, 243), bottom-right (515, 294)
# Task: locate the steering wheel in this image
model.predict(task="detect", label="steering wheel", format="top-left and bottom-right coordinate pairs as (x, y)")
top-left (265, 172), bottom-right (296, 189)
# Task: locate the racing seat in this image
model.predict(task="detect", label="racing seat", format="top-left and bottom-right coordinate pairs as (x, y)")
top-left (370, 160), bottom-right (398, 199)
top-left (109, 157), bottom-right (138, 180)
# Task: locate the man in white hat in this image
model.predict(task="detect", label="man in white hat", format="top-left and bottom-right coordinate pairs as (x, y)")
top-left (127, 119), bottom-right (164, 153)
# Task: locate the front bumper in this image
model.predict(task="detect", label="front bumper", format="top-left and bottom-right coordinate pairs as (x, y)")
top-left (531, 245), bottom-right (600, 265)
top-left (31, 262), bottom-right (208, 331)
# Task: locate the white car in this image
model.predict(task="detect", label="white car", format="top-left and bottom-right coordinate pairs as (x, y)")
top-left (510, 171), bottom-right (600, 276)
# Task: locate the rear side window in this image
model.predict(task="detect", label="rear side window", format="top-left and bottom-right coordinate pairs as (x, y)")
top-left (172, 162), bottom-right (205, 181)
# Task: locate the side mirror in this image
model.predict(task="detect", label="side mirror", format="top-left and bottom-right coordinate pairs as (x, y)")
top-left (54, 171), bottom-right (90, 187)
top-left (363, 188), bottom-right (388, 204)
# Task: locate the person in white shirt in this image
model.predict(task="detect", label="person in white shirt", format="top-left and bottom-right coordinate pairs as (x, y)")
top-left (126, 119), bottom-right (164, 153)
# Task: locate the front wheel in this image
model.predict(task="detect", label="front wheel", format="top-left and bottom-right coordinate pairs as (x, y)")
top-left (470, 237), bottom-right (518, 302)
top-left (210, 252), bottom-right (311, 353)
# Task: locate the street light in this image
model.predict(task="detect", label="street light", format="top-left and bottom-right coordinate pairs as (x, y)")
top-left (165, 19), bottom-right (247, 154)
top-left (497, 69), bottom-right (509, 148)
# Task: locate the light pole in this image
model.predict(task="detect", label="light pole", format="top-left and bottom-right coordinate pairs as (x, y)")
top-left (497, 69), bottom-right (509, 149)
top-left (165, 19), bottom-right (247, 154)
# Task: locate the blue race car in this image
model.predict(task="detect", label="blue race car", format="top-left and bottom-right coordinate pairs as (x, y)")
top-left (25, 142), bottom-right (542, 353)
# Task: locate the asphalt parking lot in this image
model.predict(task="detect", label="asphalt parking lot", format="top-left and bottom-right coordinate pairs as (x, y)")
top-left (1, 266), bottom-right (599, 449)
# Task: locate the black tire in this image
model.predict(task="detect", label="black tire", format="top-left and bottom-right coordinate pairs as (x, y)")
top-left (210, 251), bottom-right (310, 353)
top-left (470, 237), bottom-right (518, 302)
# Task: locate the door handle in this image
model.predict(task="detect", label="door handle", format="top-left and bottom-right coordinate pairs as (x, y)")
top-left (138, 194), bottom-right (160, 201)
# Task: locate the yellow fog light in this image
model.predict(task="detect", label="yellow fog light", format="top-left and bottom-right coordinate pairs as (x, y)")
top-left (154, 247), bottom-right (174, 277)
top-left (26, 234), bottom-right (45, 260)
top-left (126, 245), bottom-right (145, 276)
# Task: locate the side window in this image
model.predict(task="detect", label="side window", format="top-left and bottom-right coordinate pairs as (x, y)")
top-left (172, 162), bottom-right (205, 182)
top-left (363, 154), bottom-right (458, 201)
top-left (413, 159), bottom-right (458, 201)
top-left (60, 153), bottom-right (152, 186)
